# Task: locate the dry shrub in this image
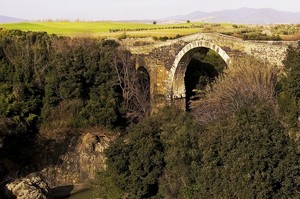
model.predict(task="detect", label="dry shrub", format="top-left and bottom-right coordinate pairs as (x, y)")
top-left (40, 99), bottom-right (83, 139)
top-left (281, 34), bottom-right (300, 41)
top-left (203, 24), bottom-right (213, 32)
top-left (192, 56), bottom-right (278, 125)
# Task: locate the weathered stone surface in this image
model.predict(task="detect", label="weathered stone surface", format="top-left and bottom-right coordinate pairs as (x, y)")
top-left (4, 173), bottom-right (51, 199)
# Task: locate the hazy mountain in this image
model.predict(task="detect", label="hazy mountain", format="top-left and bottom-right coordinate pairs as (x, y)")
top-left (0, 15), bottom-right (24, 23)
top-left (163, 8), bottom-right (300, 24)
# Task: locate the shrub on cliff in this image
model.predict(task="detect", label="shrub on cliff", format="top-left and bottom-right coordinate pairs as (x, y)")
top-left (0, 30), bottom-right (51, 135)
top-left (278, 41), bottom-right (300, 129)
top-left (157, 107), bottom-right (201, 198)
top-left (96, 116), bottom-right (164, 199)
top-left (41, 38), bottom-right (123, 131)
top-left (95, 107), bottom-right (202, 198)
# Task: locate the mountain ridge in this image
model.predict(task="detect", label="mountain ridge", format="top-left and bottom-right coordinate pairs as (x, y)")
top-left (0, 15), bottom-right (24, 23)
top-left (162, 8), bottom-right (300, 24)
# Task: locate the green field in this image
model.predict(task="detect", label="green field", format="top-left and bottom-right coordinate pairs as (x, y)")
top-left (0, 21), bottom-right (236, 38)
top-left (1, 21), bottom-right (300, 40)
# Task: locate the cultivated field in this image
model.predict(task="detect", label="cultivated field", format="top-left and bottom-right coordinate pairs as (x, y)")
top-left (0, 21), bottom-right (205, 37)
top-left (0, 21), bottom-right (300, 40)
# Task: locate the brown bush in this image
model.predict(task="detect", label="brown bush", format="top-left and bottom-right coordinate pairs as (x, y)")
top-left (192, 56), bottom-right (278, 125)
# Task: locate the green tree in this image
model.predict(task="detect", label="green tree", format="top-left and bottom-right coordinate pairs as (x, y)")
top-left (0, 30), bottom-right (51, 134)
top-left (193, 101), bottom-right (300, 198)
top-left (96, 117), bottom-right (164, 198)
top-left (157, 107), bottom-right (202, 198)
top-left (96, 138), bottom-right (132, 199)
top-left (41, 38), bottom-right (123, 130)
top-left (278, 41), bottom-right (300, 129)
top-left (96, 107), bottom-right (202, 199)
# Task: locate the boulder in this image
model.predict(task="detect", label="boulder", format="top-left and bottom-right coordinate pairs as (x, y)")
top-left (4, 173), bottom-right (51, 199)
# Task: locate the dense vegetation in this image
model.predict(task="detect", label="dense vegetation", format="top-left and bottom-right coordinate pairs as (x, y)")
top-left (278, 41), bottom-right (300, 135)
top-left (95, 48), bottom-right (300, 197)
top-left (0, 29), bottom-right (299, 198)
top-left (0, 29), bottom-right (150, 183)
top-left (0, 29), bottom-right (150, 137)
top-left (96, 104), bottom-right (299, 198)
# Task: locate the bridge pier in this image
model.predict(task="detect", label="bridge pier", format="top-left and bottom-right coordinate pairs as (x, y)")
top-left (150, 95), bottom-right (186, 112)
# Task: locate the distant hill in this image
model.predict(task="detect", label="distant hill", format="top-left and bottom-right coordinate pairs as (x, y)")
top-left (0, 15), bottom-right (24, 23)
top-left (163, 8), bottom-right (300, 24)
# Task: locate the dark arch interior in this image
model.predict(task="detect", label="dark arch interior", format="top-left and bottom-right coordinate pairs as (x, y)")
top-left (137, 66), bottom-right (150, 103)
top-left (184, 48), bottom-right (227, 111)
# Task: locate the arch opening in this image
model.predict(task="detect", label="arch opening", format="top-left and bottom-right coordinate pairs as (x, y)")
top-left (136, 66), bottom-right (151, 114)
top-left (169, 41), bottom-right (231, 110)
top-left (184, 48), bottom-right (226, 110)
top-left (136, 66), bottom-right (150, 107)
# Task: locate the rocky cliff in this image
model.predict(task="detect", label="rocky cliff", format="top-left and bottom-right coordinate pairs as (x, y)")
top-left (3, 131), bottom-right (113, 198)
top-left (39, 132), bottom-right (111, 186)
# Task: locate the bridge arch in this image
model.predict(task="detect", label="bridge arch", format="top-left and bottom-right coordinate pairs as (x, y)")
top-left (136, 66), bottom-right (150, 90)
top-left (167, 40), bottom-right (231, 107)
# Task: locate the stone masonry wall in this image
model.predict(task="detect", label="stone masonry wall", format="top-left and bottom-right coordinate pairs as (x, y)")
top-left (127, 33), bottom-right (298, 109)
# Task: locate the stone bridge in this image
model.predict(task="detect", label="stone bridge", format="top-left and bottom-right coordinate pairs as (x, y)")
top-left (125, 33), bottom-right (297, 110)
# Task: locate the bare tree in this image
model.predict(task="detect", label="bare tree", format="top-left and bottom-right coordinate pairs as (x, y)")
top-left (112, 47), bottom-right (150, 123)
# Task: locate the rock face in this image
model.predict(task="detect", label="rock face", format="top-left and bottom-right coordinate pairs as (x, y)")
top-left (4, 173), bottom-right (51, 199)
top-left (40, 132), bottom-right (111, 186)
top-left (2, 132), bottom-right (111, 199)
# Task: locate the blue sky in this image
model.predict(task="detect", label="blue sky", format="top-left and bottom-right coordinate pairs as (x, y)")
top-left (1, 0), bottom-right (300, 20)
